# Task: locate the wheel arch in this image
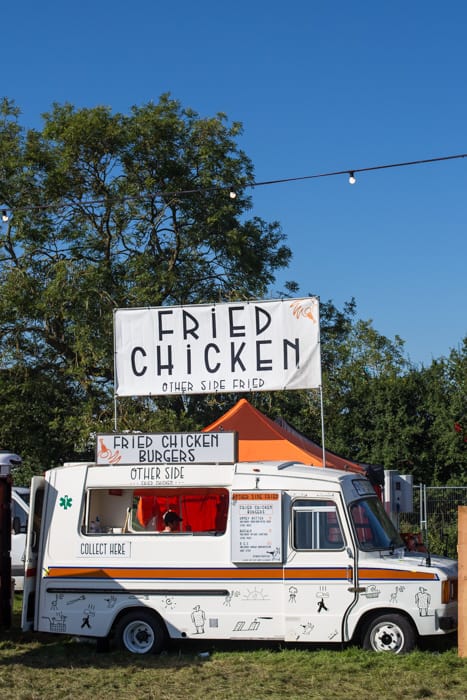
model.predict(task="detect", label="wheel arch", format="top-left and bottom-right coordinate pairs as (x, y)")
top-left (109, 604), bottom-right (168, 639)
top-left (352, 606), bottom-right (418, 646)
top-left (110, 605), bottom-right (170, 654)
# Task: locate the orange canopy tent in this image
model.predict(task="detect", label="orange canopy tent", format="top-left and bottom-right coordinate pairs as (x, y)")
top-left (137, 399), bottom-right (383, 529)
top-left (203, 398), bottom-right (382, 485)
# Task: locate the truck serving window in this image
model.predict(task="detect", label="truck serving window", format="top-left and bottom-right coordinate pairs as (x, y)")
top-left (292, 499), bottom-right (344, 551)
top-left (350, 497), bottom-right (404, 551)
top-left (84, 488), bottom-right (229, 535)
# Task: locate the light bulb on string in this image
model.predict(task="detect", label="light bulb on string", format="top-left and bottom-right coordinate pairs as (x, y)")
top-left (348, 172), bottom-right (356, 185)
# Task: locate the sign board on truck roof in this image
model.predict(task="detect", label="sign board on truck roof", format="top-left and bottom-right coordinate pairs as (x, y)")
top-left (96, 432), bottom-right (237, 465)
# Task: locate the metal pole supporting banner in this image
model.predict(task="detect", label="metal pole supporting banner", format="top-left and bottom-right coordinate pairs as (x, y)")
top-left (319, 385), bottom-right (326, 467)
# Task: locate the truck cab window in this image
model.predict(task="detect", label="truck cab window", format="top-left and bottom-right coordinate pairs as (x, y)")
top-left (292, 499), bottom-right (344, 550)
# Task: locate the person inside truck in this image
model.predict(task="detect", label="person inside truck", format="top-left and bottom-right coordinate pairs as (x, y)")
top-left (160, 510), bottom-right (182, 532)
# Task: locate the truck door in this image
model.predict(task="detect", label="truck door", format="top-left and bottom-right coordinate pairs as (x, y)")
top-left (284, 495), bottom-right (358, 643)
top-left (21, 476), bottom-right (45, 631)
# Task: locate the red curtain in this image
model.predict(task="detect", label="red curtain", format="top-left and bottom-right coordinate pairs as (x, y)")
top-left (136, 489), bottom-right (228, 532)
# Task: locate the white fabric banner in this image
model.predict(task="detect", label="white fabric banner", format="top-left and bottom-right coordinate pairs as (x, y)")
top-left (114, 298), bottom-right (321, 396)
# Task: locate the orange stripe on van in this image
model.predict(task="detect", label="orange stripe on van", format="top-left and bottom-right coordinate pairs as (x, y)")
top-left (45, 567), bottom-right (346, 581)
top-left (359, 568), bottom-right (438, 581)
top-left (46, 567), bottom-right (284, 580)
top-left (45, 566), bottom-right (439, 583)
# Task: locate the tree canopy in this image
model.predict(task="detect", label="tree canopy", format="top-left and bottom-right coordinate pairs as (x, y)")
top-left (0, 95), bottom-right (291, 467)
top-left (0, 96), bottom-right (465, 485)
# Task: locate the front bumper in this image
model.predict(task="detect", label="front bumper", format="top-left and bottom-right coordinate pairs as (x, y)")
top-left (437, 615), bottom-right (457, 631)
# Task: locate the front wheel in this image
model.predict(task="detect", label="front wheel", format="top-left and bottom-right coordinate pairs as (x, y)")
top-left (362, 613), bottom-right (415, 653)
top-left (114, 610), bottom-right (167, 655)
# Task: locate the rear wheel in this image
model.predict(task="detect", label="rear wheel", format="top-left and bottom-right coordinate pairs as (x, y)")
top-left (362, 613), bottom-right (415, 653)
top-left (115, 610), bottom-right (167, 655)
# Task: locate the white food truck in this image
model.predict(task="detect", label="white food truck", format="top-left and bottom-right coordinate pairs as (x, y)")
top-left (21, 450), bottom-right (458, 655)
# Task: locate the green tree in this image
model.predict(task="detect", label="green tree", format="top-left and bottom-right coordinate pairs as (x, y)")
top-left (274, 299), bottom-right (411, 456)
top-left (421, 340), bottom-right (467, 484)
top-left (1, 96), bottom-right (465, 489)
top-left (235, 298), bottom-right (420, 474)
top-left (315, 301), bottom-right (467, 485)
top-left (314, 300), bottom-right (460, 484)
top-left (0, 95), bottom-right (291, 474)
top-left (257, 298), bottom-right (433, 481)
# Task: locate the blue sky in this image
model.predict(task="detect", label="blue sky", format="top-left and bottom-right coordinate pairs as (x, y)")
top-left (2, 1), bottom-right (466, 365)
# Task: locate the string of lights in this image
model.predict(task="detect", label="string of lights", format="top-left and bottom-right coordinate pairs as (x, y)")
top-left (1, 152), bottom-right (466, 222)
top-left (248, 152), bottom-right (467, 187)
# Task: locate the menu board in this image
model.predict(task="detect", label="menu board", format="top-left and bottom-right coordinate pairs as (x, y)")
top-left (231, 492), bottom-right (282, 563)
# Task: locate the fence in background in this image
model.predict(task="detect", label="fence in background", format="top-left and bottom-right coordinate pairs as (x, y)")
top-left (400, 485), bottom-right (467, 558)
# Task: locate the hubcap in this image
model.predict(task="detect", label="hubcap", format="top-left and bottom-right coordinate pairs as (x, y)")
top-left (371, 622), bottom-right (404, 652)
top-left (123, 620), bottom-right (155, 654)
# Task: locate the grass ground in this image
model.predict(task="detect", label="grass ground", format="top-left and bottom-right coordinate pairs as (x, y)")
top-left (1, 596), bottom-right (464, 700)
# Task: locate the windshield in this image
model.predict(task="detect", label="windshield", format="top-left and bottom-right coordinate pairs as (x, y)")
top-left (349, 497), bottom-right (404, 551)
